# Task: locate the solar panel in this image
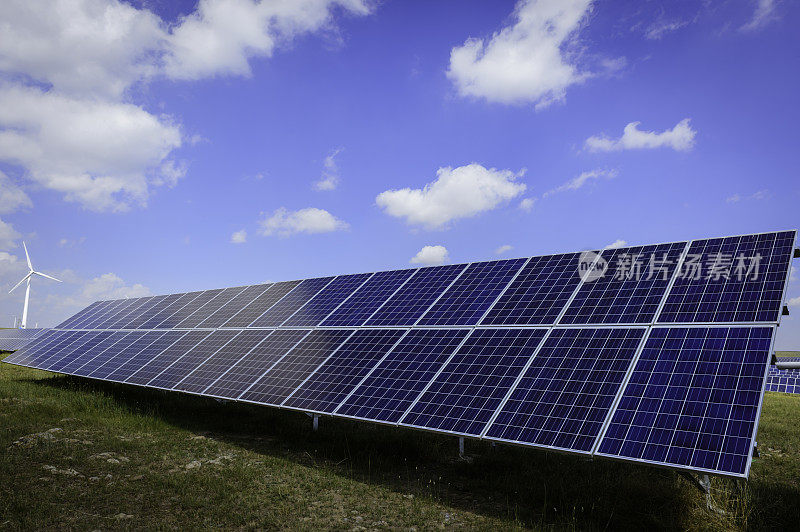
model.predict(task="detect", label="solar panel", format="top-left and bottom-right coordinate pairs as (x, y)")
top-left (417, 258), bottom-right (528, 326)
top-left (125, 330), bottom-right (212, 385)
top-left (596, 326), bottom-right (773, 477)
top-left (221, 281), bottom-right (301, 328)
top-left (480, 253), bottom-right (585, 326)
top-left (195, 284), bottom-right (272, 329)
top-left (365, 264), bottom-right (467, 326)
top-left (400, 328), bottom-right (548, 436)
top-left (2, 329), bottom-right (64, 366)
top-left (249, 277), bottom-right (334, 327)
top-left (138, 291), bottom-right (204, 329)
top-left (560, 243), bottom-right (687, 325)
top-left (283, 329), bottom-right (407, 413)
top-left (0, 328), bottom-right (48, 352)
top-left (240, 329), bottom-right (354, 406)
top-left (320, 269), bottom-right (416, 327)
top-left (37, 331), bottom-right (104, 370)
top-left (658, 231), bottom-right (795, 323)
top-left (335, 329), bottom-right (470, 423)
top-left (174, 330), bottom-right (273, 394)
top-left (175, 287), bottom-right (248, 329)
top-left (73, 299), bottom-right (134, 329)
top-left (205, 329), bottom-right (309, 399)
top-left (53, 331), bottom-right (131, 374)
top-left (152, 289), bottom-right (224, 328)
top-left (282, 273), bottom-right (372, 327)
top-left (106, 331), bottom-right (187, 382)
top-left (86, 330), bottom-right (168, 380)
top-left (484, 328), bottom-right (645, 453)
top-left (72, 332), bottom-right (144, 376)
top-left (54, 301), bottom-right (104, 329)
top-left (124, 293), bottom-right (185, 329)
top-left (101, 296), bottom-right (160, 329)
top-left (146, 330), bottom-right (241, 389)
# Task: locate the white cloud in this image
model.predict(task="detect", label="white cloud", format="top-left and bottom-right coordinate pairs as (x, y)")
top-left (164, 0), bottom-right (372, 80)
top-left (230, 229), bottom-right (247, 244)
top-left (410, 245), bottom-right (449, 265)
top-left (604, 239), bottom-right (627, 249)
top-left (788, 296), bottom-right (800, 307)
top-left (258, 207), bottom-right (348, 237)
top-left (376, 163), bottom-right (526, 230)
top-left (313, 147), bottom-right (343, 191)
top-left (58, 237), bottom-right (86, 248)
top-left (519, 197), bottom-right (536, 211)
top-left (447, 0), bottom-right (593, 107)
top-left (645, 19), bottom-right (689, 40)
top-left (0, 171), bottom-right (32, 214)
top-left (0, 218), bottom-right (21, 250)
top-left (726, 189), bottom-right (770, 203)
top-left (495, 244), bottom-right (513, 255)
top-left (585, 119), bottom-right (696, 152)
top-left (75, 272), bottom-right (151, 302)
top-left (0, 85), bottom-right (182, 212)
top-left (741, 0), bottom-right (777, 32)
top-left (791, 266), bottom-right (797, 282)
top-left (543, 168), bottom-right (617, 197)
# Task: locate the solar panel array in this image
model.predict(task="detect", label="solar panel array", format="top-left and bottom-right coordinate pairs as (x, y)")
top-left (0, 328), bottom-right (48, 351)
top-left (766, 357), bottom-right (800, 394)
top-left (3, 230), bottom-right (796, 479)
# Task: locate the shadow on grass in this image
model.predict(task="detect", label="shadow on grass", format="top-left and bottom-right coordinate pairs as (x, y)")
top-left (26, 373), bottom-right (763, 530)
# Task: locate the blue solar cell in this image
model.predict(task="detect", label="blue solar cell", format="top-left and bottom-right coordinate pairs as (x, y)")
top-left (147, 330), bottom-right (241, 389)
top-left (484, 328), bottom-right (644, 453)
top-left (320, 269), bottom-right (416, 327)
top-left (2, 329), bottom-right (58, 365)
top-left (175, 287), bottom-right (248, 328)
top-left (335, 329), bottom-right (470, 423)
top-left (106, 331), bottom-right (186, 382)
top-left (54, 301), bottom-right (104, 329)
top-left (205, 329), bottom-right (308, 399)
top-left (196, 284), bottom-right (272, 328)
top-left (365, 264), bottom-right (467, 326)
top-left (596, 326), bottom-right (773, 477)
top-left (480, 253), bottom-right (585, 326)
top-left (39, 331), bottom-right (105, 371)
top-left (100, 296), bottom-right (161, 329)
top-left (240, 329), bottom-right (354, 406)
top-left (417, 259), bottom-right (527, 326)
top-left (126, 330), bottom-right (212, 385)
top-left (72, 299), bottom-right (134, 330)
top-left (87, 331), bottom-right (168, 380)
top-left (560, 242), bottom-right (687, 325)
top-left (18, 330), bottom-right (85, 368)
top-left (56, 331), bottom-right (132, 374)
top-left (248, 278), bottom-right (334, 327)
top-left (175, 330), bottom-right (273, 394)
top-left (73, 331), bottom-right (146, 377)
top-left (284, 329), bottom-right (407, 413)
top-left (400, 328), bottom-right (548, 436)
top-left (222, 281), bottom-right (300, 328)
top-left (658, 231), bottom-right (795, 323)
top-left (282, 273), bottom-right (372, 326)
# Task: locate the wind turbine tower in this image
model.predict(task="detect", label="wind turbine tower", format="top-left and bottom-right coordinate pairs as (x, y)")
top-left (9, 242), bottom-right (62, 329)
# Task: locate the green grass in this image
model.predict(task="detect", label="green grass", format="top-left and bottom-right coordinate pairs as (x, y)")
top-left (1, 356), bottom-right (799, 530)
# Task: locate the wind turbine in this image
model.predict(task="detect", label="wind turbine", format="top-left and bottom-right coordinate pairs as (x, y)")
top-left (8, 242), bottom-right (61, 329)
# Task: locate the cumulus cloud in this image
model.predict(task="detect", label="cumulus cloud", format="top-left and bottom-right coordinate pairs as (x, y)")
top-left (495, 244), bottom-right (513, 255)
top-left (604, 239), bottom-right (627, 249)
top-left (447, 0), bottom-right (592, 107)
top-left (376, 163), bottom-right (526, 230)
top-left (258, 207), bottom-right (348, 237)
top-left (0, 0), bottom-right (372, 213)
top-left (0, 218), bottom-right (21, 250)
top-left (0, 171), bottom-right (32, 215)
top-left (543, 168), bottom-right (617, 197)
top-left (410, 245), bottom-right (449, 265)
top-left (230, 229), bottom-right (247, 244)
top-left (585, 119), bottom-right (696, 152)
top-left (741, 0), bottom-right (777, 32)
top-left (519, 197), bottom-right (536, 211)
top-left (0, 85), bottom-right (182, 212)
top-left (164, 0), bottom-right (372, 80)
top-left (788, 295), bottom-right (800, 307)
top-left (313, 147), bottom-right (343, 191)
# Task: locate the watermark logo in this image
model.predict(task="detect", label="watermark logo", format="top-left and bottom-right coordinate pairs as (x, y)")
top-left (578, 251), bottom-right (607, 283)
top-left (576, 251), bottom-right (763, 282)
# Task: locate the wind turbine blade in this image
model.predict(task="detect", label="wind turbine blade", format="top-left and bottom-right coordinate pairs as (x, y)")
top-left (9, 272), bottom-right (32, 294)
top-left (34, 271), bottom-right (62, 283)
top-left (23, 241), bottom-right (32, 271)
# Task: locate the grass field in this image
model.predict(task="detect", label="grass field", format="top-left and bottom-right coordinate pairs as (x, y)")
top-left (1, 354), bottom-right (799, 530)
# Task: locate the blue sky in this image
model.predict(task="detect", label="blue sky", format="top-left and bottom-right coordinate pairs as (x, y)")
top-left (0, 0), bottom-right (798, 347)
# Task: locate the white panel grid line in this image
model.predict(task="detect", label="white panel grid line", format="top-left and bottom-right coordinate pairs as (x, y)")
top-left (169, 331), bottom-right (245, 390)
top-left (198, 331), bottom-right (275, 395)
top-left (410, 264), bottom-right (472, 326)
top-left (233, 330), bottom-right (314, 400)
